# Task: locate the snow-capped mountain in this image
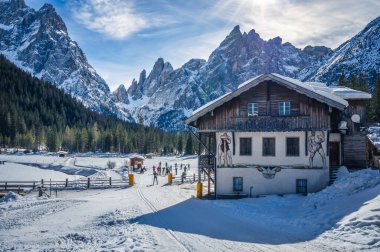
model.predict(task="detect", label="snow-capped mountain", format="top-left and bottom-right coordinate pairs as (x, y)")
top-left (0, 0), bottom-right (121, 116)
top-left (299, 16), bottom-right (380, 84)
top-left (1, 0), bottom-right (379, 130)
top-left (124, 25), bottom-right (331, 130)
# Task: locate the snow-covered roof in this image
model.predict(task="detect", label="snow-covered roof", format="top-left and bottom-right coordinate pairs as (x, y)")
top-left (130, 155), bottom-right (145, 160)
top-left (186, 73), bottom-right (354, 125)
top-left (322, 86), bottom-right (372, 100)
top-left (367, 126), bottom-right (380, 151)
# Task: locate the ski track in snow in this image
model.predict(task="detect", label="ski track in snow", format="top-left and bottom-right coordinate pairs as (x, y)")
top-left (0, 155), bottom-right (380, 251)
top-left (135, 177), bottom-right (191, 252)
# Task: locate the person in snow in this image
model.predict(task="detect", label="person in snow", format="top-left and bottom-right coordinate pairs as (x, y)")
top-left (153, 170), bottom-right (158, 185)
top-left (181, 171), bottom-right (186, 183)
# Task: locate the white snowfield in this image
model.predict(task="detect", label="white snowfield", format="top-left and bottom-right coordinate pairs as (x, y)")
top-left (0, 154), bottom-right (380, 251)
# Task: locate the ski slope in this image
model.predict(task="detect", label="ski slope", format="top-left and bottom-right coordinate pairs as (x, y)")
top-left (0, 155), bottom-right (379, 251)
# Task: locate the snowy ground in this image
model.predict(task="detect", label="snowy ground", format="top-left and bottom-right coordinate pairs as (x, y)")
top-left (0, 154), bottom-right (380, 251)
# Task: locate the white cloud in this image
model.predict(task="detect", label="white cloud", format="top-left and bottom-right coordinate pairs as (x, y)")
top-left (211, 0), bottom-right (380, 48)
top-left (71, 0), bottom-right (150, 39)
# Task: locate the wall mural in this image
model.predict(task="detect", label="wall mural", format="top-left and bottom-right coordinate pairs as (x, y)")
top-left (217, 132), bottom-right (233, 167)
top-left (308, 131), bottom-right (326, 168)
top-left (257, 166), bottom-right (281, 179)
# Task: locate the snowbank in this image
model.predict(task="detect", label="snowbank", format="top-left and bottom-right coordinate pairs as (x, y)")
top-left (305, 167), bottom-right (380, 208)
top-left (368, 126), bottom-right (380, 150)
top-left (1, 192), bottom-right (22, 202)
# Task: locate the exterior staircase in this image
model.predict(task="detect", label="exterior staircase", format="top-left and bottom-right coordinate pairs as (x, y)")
top-left (343, 134), bottom-right (367, 168)
top-left (329, 165), bottom-right (340, 185)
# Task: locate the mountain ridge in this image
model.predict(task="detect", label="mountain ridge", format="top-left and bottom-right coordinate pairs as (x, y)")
top-left (1, 0), bottom-right (379, 131)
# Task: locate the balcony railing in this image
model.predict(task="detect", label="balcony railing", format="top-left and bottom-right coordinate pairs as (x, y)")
top-left (227, 116), bottom-right (312, 131)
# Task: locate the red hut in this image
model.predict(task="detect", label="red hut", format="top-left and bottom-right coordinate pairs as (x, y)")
top-left (129, 155), bottom-right (145, 169)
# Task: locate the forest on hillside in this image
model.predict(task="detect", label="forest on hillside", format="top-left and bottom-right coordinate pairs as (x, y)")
top-left (0, 55), bottom-right (196, 155)
top-left (337, 73), bottom-right (380, 122)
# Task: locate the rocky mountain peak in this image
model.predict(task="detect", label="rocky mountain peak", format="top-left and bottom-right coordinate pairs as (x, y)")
top-left (268, 36), bottom-right (282, 46)
top-left (6, 0), bottom-right (26, 10)
top-left (39, 3), bottom-right (54, 13)
top-left (298, 15), bottom-right (380, 85)
top-left (112, 84), bottom-right (129, 104)
top-left (0, 0), bottom-right (119, 118)
top-left (246, 28), bottom-right (262, 42)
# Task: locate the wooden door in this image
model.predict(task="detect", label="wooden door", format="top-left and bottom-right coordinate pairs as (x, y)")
top-left (329, 142), bottom-right (340, 166)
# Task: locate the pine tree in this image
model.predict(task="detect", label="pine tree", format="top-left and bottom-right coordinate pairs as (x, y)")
top-left (46, 128), bottom-right (59, 152)
top-left (357, 73), bottom-right (369, 92)
top-left (177, 134), bottom-right (183, 154)
top-left (369, 73), bottom-right (380, 121)
top-left (185, 133), bottom-right (194, 155)
top-left (338, 74), bottom-right (346, 86)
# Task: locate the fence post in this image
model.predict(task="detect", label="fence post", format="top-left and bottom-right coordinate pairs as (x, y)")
top-left (5, 182), bottom-right (7, 190)
top-left (41, 179), bottom-right (44, 187)
top-left (18, 185), bottom-right (20, 194)
top-left (193, 173), bottom-right (195, 182)
top-left (109, 177), bottom-right (112, 186)
top-left (65, 178), bottom-right (68, 187)
top-left (33, 182), bottom-right (35, 190)
top-left (87, 177), bottom-right (90, 188)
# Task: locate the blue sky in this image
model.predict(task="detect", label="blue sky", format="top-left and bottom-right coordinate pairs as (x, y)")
top-left (27, 0), bottom-right (380, 91)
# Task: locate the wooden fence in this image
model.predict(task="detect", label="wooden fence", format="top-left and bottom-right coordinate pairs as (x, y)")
top-left (0, 177), bottom-right (129, 195)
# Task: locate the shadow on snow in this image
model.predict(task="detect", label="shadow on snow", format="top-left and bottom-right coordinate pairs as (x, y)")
top-left (129, 186), bottom-right (379, 245)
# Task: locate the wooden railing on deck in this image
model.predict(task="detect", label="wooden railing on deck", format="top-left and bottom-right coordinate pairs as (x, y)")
top-left (227, 116), bottom-right (312, 131)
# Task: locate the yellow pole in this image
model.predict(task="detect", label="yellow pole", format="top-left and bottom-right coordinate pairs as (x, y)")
top-left (128, 174), bottom-right (134, 186)
top-left (196, 182), bottom-right (203, 199)
top-left (168, 173), bottom-right (172, 185)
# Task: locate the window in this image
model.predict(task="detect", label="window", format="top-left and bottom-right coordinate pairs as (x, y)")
top-left (279, 101), bottom-right (291, 116)
top-left (286, 137), bottom-right (300, 156)
top-left (233, 177), bottom-right (243, 191)
top-left (248, 103), bottom-right (258, 116)
top-left (296, 179), bottom-right (307, 194)
top-left (263, 138), bottom-right (275, 156)
top-left (240, 138), bottom-right (252, 156)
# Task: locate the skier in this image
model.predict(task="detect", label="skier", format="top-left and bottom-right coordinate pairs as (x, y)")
top-left (153, 170), bottom-right (158, 185)
top-left (181, 171), bottom-right (186, 184)
top-left (175, 165), bottom-right (178, 175)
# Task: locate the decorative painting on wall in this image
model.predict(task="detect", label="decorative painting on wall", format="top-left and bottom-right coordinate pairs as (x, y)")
top-left (217, 132), bottom-right (233, 167)
top-left (308, 131), bottom-right (327, 168)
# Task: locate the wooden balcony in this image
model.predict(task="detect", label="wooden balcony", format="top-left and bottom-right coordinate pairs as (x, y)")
top-left (227, 116), bottom-right (313, 131)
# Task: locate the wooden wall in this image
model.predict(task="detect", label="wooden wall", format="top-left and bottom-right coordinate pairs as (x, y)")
top-left (196, 80), bottom-right (332, 132)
